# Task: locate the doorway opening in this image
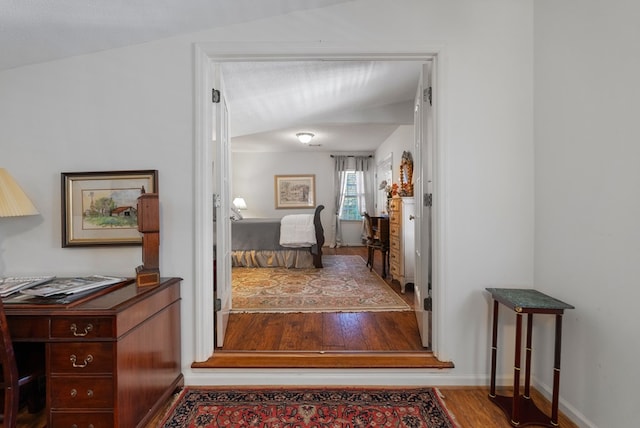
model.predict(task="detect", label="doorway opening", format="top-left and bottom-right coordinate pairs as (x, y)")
top-left (194, 43), bottom-right (444, 367)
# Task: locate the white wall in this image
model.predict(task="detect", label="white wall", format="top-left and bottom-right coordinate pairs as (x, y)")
top-left (231, 151), bottom-right (369, 246)
top-left (231, 151), bottom-right (334, 238)
top-left (0, 0), bottom-right (540, 416)
top-left (534, 1), bottom-right (640, 426)
top-left (375, 125), bottom-right (414, 194)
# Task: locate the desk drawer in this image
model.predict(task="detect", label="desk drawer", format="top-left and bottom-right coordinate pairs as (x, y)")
top-left (7, 315), bottom-right (49, 340)
top-left (51, 317), bottom-right (114, 339)
top-left (51, 411), bottom-right (113, 428)
top-left (51, 376), bottom-right (113, 408)
top-left (50, 342), bottom-right (114, 374)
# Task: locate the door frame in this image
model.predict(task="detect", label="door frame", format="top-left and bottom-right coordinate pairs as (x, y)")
top-left (193, 41), bottom-right (449, 364)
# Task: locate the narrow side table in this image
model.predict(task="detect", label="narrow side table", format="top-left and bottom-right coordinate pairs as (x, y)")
top-left (486, 288), bottom-right (574, 427)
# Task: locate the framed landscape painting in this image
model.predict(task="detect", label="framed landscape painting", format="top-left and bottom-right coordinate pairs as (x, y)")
top-left (61, 170), bottom-right (158, 247)
top-left (274, 174), bottom-right (315, 209)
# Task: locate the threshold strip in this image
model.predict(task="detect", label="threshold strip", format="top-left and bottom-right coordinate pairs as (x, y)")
top-left (192, 351), bottom-right (454, 369)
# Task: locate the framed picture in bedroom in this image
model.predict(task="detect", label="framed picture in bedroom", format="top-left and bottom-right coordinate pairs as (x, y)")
top-left (274, 174), bottom-right (315, 209)
top-left (61, 170), bottom-right (158, 247)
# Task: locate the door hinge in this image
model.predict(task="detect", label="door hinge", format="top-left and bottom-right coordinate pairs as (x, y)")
top-left (212, 88), bottom-right (220, 103)
top-left (214, 298), bottom-right (221, 311)
top-left (213, 193), bottom-right (221, 208)
top-left (424, 193), bottom-right (433, 207)
top-left (423, 296), bottom-right (432, 311)
top-left (424, 87), bottom-right (432, 106)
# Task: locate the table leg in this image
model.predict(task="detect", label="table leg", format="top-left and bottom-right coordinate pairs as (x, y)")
top-left (524, 314), bottom-right (533, 399)
top-left (489, 300), bottom-right (499, 398)
top-left (551, 314), bottom-right (563, 426)
top-left (512, 312), bottom-right (523, 426)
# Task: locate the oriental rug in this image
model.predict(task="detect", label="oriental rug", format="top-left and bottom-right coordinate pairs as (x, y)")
top-left (160, 387), bottom-right (458, 428)
top-left (231, 255), bottom-right (410, 313)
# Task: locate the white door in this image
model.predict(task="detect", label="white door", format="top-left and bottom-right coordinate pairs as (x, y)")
top-left (213, 65), bottom-right (233, 347)
top-left (413, 62), bottom-right (433, 348)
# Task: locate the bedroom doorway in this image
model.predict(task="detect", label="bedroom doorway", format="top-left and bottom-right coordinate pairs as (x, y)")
top-left (219, 60), bottom-right (433, 356)
top-left (196, 43), bottom-right (444, 361)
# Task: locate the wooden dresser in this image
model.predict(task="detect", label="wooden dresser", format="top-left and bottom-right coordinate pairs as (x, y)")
top-left (388, 197), bottom-right (415, 293)
top-left (6, 277), bottom-right (183, 427)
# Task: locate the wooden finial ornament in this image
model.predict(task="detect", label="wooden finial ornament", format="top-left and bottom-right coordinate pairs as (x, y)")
top-left (135, 190), bottom-right (160, 287)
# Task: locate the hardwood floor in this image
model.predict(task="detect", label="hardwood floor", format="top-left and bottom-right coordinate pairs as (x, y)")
top-left (220, 246), bottom-right (423, 352)
top-left (221, 311), bottom-right (424, 351)
top-left (200, 245), bottom-right (441, 368)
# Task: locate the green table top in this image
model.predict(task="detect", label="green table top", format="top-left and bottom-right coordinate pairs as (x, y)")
top-left (486, 288), bottom-right (574, 313)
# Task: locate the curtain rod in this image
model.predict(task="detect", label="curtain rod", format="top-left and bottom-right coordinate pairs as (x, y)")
top-left (330, 155), bottom-right (373, 158)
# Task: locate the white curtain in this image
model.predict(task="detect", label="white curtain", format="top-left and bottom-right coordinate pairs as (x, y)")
top-left (331, 155), bottom-right (349, 247)
top-left (332, 155), bottom-right (374, 247)
top-left (353, 156), bottom-right (374, 215)
top-left (353, 156), bottom-right (374, 243)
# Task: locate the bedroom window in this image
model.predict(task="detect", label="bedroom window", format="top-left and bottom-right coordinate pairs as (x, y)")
top-left (339, 170), bottom-right (365, 221)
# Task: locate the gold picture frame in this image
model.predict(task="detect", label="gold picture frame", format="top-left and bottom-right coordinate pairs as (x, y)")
top-left (274, 174), bottom-right (315, 209)
top-left (61, 170), bottom-right (158, 247)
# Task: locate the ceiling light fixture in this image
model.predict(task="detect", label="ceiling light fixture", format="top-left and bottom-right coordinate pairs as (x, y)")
top-left (296, 132), bottom-right (314, 144)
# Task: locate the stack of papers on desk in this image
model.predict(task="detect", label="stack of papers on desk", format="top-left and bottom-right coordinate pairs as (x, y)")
top-left (20, 275), bottom-right (124, 297)
top-left (0, 276), bottom-right (55, 297)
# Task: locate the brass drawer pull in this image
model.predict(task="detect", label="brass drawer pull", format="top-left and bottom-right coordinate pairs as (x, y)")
top-left (70, 323), bottom-right (93, 337)
top-left (71, 424), bottom-right (94, 428)
top-left (70, 353), bottom-right (93, 368)
top-left (70, 387), bottom-right (93, 397)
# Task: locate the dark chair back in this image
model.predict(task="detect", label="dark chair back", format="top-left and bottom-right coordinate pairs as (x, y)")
top-left (363, 212), bottom-right (375, 240)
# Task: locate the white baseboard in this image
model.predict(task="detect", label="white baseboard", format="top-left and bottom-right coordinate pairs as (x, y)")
top-left (184, 369), bottom-right (482, 387)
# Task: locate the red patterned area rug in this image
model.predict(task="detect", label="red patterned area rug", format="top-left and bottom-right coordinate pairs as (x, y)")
top-left (160, 387), bottom-right (457, 427)
top-left (232, 255), bottom-right (410, 313)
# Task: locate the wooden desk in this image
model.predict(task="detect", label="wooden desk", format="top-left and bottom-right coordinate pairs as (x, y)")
top-left (5, 277), bottom-right (183, 428)
top-left (486, 288), bottom-right (574, 427)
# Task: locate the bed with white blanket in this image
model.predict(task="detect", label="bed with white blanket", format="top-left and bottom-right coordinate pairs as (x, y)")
top-left (229, 205), bottom-right (325, 268)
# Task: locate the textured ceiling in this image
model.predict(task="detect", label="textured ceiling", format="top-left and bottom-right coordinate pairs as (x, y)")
top-left (1, 0), bottom-right (422, 153)
top-left (223, 61), bottom-right (422, 152)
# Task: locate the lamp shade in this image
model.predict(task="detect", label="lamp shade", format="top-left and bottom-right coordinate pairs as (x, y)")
top-left (232, 197), bottom-right (247, 210)
top-left (0, 168), bottom-right (39, 217)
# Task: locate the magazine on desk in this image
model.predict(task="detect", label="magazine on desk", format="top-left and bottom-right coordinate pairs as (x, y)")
top-left (20, 275), bottom-right (125, 297)
top-left (0, 276), bottom-right (56, 297)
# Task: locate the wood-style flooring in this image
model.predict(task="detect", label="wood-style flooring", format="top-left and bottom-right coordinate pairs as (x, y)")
top-left (199, 245), bottom-right (443, 368)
